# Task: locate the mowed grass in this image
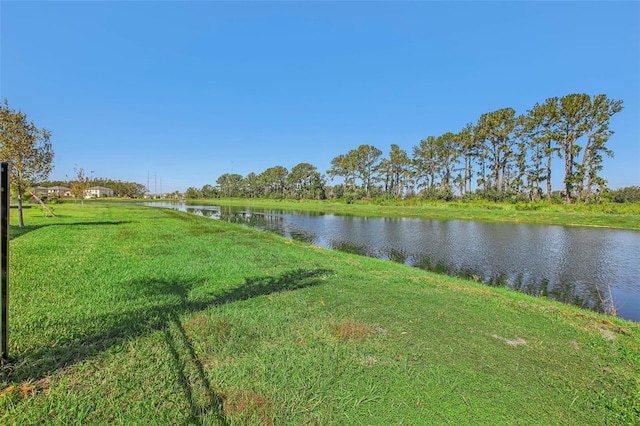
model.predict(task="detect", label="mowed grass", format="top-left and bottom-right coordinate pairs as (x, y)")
top-left (1, 203), bottom-right (638, 425)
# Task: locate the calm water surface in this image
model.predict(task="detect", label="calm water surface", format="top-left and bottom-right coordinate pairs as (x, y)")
top-left (146, 203), bottom-right (640, 322)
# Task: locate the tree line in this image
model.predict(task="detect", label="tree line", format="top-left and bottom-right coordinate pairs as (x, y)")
top-left (0, 93), bottom-right (633, 230)
top-left (187, 93), bottom-right (626, 204)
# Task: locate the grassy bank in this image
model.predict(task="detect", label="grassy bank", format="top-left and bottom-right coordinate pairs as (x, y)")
top-left (155, 198), bottom-right (640, 230)
top-left (2, 204), bottom-right (638, 424)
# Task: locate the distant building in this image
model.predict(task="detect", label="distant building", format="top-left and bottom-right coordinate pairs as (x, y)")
top-left (32, 186), bottom-right (49, 198)
top-left (85, 186), bottom-right (114, 198)
top-left (30, 186), bottom-right (50, 202)
top-left (48, 186), bottom-right (72, 197)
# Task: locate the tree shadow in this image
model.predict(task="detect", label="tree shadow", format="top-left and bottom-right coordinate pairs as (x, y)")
top-left (4, 268), bottom-right (331, 415)
top-left (163, 311), bottom-right (228, 425)
top-left (9, 225), bottom-right (43, 240)
top-left (9, 221), bottom-right (131, 240)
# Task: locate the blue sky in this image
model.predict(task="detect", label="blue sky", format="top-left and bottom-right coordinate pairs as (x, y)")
top-left (1, 1), bottom-right (638, 193)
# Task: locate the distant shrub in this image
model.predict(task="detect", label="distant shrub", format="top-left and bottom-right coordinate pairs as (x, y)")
top-left (550, 191), bottom-right (565, 204)
top-left (419, 187), bottom-right (455, 201)
top-left (461, 191), bottom-right (480, 202)
top-left (514, 201), bottom-right (555, 212)
top-left (467, 188), bottom-right (514, 203)
top-left (609, 186), bottom-right (640, 203)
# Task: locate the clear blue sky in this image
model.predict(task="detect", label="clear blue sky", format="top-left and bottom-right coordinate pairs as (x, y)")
top-left (2, 1), bottom-right (638, 193)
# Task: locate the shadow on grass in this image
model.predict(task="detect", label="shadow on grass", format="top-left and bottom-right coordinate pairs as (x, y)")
top-left (4, 268), bottom-right (331, 422)
top-left (9, 221), bottom-right (131, 240)
top-left (164, 311), bottom-right (228, 425)
top-left (9, 225), bottom-right (44, 240)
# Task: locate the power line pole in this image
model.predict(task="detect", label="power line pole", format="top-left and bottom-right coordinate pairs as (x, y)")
top-left (1, 163), bottom-right (9, 361)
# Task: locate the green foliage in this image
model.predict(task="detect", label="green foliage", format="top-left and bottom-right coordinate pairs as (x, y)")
top-left (184, 186), bottom-right (202, 199)
top-left (69, 164), bottom-right (91, 203)
top-left (330, 184), bottom-right (345, 199)
top-left (420, 187), bottom-right (455, 201)
top-left (287, 163), bottom-right (326, 200)
top-left (217, 173), bottom-right (244, 198)
top-left (609, 186), bottom-right (640, 203)
top-left (474, 107), bottom-right (518, 191)
top-left (327, 145), bottom-right (382, 198)
top-left (198, 93), bottom-right (623, 206)
top-left (467, 188), bottom-right (513, 203)
top-left (258, 166), bottom-right (288, 198)
top-left (380, 144), bottom-right (411, 198)
top-left (0, 99), bottom-right (54, 226)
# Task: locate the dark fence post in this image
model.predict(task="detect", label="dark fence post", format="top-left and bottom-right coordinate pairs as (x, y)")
top-left (1, 162), bottom-right (8, 361)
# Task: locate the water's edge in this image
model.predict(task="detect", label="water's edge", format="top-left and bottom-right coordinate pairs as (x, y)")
top-left (143, 202), bottom-right (640, 322)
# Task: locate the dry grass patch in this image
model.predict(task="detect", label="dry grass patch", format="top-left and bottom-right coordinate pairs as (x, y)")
top-left (0, 378), bottom-right (50, 405)
top-left (329, 319), bottom-right (376, 341)
top-left (184, 314), bottom-right (209, 330)
top-left (439, 281), bottom-right (495, 297)
top-left (557, 309), bottom-right (638, 339)
top-left (186, 315), bottom-right (234, 340)
top-left (221, 389), bottom-right (274, 425)
top-left (492, 334), bottom-right (528, 347)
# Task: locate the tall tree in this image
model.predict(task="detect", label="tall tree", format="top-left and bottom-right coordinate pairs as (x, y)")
top-left (522, 98), bottom-right (561, 200)
top-left (0, 100), bottom-right (54, 226)
top-left (242, 172), bottom-right (261, 198)
top-left (352, 144), bottom-right (382, 197)
top-left (328, 146), bottom-right (382, 198)
top-left (413, 136), bottom-right (439, 191)
top-left (511, 117), bottom-right (528, 195)
top-left (259, 166), bottom-right (288, 198)
top-left (385, 144), bottom-right (411, 198)
top-left (184, 187), bottom-right (202, 199)
top-left (70, 165), bottom-right (92, 205)
top-left (200, 184), bottom-right (217, 198)
top-left (556, 94), bottom-right (591, 204)
top-left (457, 123), bottom-right (477, 195)
top-left (578, 94), bottom-right (623, 199)
top-left (216, 173), bottom-right (243, 197)
top-left (434, 132), bottom-right (460, 191)
top-left (309, 170), bottom-right (327, 200)
top-left (474, 108), bottom-right (517, 192)
top-left (378, 157), bottom-right (391, 196)
top-left (288, 162), bottom-right (325, 199)
top-left (327, 154), bottom-right (357, 192)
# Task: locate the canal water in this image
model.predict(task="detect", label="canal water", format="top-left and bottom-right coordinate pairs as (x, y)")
top-left (146, 203), bottom-right (640, 322)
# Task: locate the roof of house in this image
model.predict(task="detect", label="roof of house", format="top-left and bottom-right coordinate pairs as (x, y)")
top-left (87, 186), bottom-right (114, 191)
top-left (48, 186), bottom-right (71, 191)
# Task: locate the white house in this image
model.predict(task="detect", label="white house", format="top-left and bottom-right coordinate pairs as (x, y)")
top-left (85, 186), bottom-right (115, 198)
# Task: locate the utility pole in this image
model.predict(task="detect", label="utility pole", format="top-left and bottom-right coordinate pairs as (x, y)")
top-left (1, 163), bottom-right (9, 361)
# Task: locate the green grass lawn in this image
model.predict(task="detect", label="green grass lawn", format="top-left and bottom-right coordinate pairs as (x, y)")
top-left (1, 203), bottom-right (638, 424)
